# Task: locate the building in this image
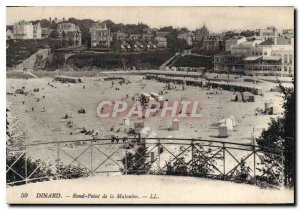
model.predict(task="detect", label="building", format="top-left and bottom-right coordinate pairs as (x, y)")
top-left (257, 26), bottom-right (278, 41)
top-left (155, 31), bottom-right (170, 38)
top-left (243, 37), bottom-right (294, 76)
top-left (142, 34), bottom-right (154, 41)
top-left (11, 20), bottom-right (42, 40)
top-left (13, 21), bottom-right (34, 39)
top-left (113, 31), bottom-right (165, 51)
top-left (114, 31), bottom-right (127, 41)
top-left (195, 24), bottom-right (209, 42)
top-left (154, 37), bottom-right (167, 48)
top-left (177, 32), bottom-right (194, 46)
top-left (203, 34), bottom-right (224, 51)
top-left (90, 21), bottom-right (111, 48)
top-left (41, 27), bottom-right (50, 39)
top-left (213, 51), bottom-right (244, 73)
top-left (230, 39), bottom-right (262, 57)
top-left (57, 22), bottom-right (82, 46)
top-left (243, 56), bottom-right (283, 76)
top-left (6, 29), bottom-right (14, 40)
top-left (225, 36), bottom-right (247, 51)
top-left (282, 29), bottom-right (294, 38)
top-left (33, 22), bottom-right (42, 39)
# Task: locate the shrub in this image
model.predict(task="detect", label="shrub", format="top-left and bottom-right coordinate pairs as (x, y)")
top-left (6, 152), bottom-right (91, 186)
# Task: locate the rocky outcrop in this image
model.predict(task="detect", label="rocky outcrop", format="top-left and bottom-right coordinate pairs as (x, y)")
top-left (15, 48), bottom-right (51, 70)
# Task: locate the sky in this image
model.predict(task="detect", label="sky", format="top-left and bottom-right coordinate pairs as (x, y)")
top-left (6, 6), bottom-right (294, 32)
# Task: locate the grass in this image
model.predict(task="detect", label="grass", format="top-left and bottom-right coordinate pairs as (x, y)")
top-left (173, 55), bottom-right (213, 68)
top-left (66, 50), bottom-right (175, 70)
top-left (6, 39), bottom-right (62, 68)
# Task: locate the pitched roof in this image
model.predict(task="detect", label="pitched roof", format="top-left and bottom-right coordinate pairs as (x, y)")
top-left (243, 56), bottom-right (262, 61)
top-left (260, 37), bottom-right (291, 46)
top-left (262, 55), bottom-right (281, 61)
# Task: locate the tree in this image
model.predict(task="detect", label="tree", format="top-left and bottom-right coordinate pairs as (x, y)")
top-left (49, 30), bottom-right (59, 39)
top-left (166, 31), bottom-right (188, 53)
top-left (257, 82), bottom-right (295, 187)
top-left (159, 26), bottom-right (174, 32)
top-left (120, 55), bottom-right (129, 70)
top-left (122, 145), bottom-right (151, 175)
top-left (240, 30), bottom-right (256, 37)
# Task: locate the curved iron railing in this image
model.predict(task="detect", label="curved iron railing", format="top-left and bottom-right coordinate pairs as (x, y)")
top-left (6, 137), bottom-right (284, 188)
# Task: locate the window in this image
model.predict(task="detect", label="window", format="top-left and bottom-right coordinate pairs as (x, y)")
top-left (289, 54), bottom-right (293, 64)
top-left (284, 55), bottom-right (288, 64)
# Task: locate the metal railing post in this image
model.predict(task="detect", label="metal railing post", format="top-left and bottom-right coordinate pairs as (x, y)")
top-left (253, 145), bottom-right (256, 185)
top-left (125, 140), bottom-right (128, 175)
top-left (223, 142), bottom-right (226, 180)
top-left (191, 139), bottom-right (194, 174)
top-left (281, 149), bottom-right (284, 186)
top-left (25, 146), bottom-right (27, 184)
top-left (57, 142), bottom-right (60, 179)
top-left (158, 139), bottom-right (161, 173)
top-left (91, 140), bottom-right (94, 176)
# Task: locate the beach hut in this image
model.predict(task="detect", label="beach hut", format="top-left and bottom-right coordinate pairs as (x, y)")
top-left (225, 118), bottom-right (233, 130)
top-left (235, 92), bottom-right (243, 102)
top-left (157, 96), bottom-right (165, 108)
top-left (218, 125), bottom-right (228, 138)
top-left (150, 92), bottom-right (159, 99)
top-left (141, 93), bottom-right (151, 102)
top-left (148, 97), bottom-right (157, 108)
top-left (171, 118), bottom-right (180, 130)
top-left (124, 118), bottom-right (130, 126)
top-left (256, 87), bottom-right (262, 95)
top-left (242, 91), bottom-right (254, 102)
top-left (248, 95), bottom-right (255, 102)
top-left (230, 115), bottom-right (236, 127)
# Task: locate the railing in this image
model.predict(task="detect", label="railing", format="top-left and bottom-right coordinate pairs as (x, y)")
top-left (6, 137), bottom-right (284, 188)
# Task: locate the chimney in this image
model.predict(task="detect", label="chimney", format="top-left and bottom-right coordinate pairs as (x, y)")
top-left (274, 37), bottom-right (278, 45)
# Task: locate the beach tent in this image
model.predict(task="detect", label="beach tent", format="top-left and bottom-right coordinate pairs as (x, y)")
top-left (150, 92), bottom-right (159, 99)
top-left (141, 93), bottom-right (151, 102)
top-left (218, 125), bottom-right (228, 138)
top-left (157, 96), bottom-right (165, 108)
top-left (171, 118), bottom-right (180, 130)
top-left (230, 115), bottom-right (236, 127)
top-left (124, 118), bottom-right (130, 126)
top-left (225, 118), bottom-right (233, 130)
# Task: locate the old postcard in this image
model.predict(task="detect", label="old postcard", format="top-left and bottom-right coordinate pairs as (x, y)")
top-left (6, 6), bottom-right (295, 204)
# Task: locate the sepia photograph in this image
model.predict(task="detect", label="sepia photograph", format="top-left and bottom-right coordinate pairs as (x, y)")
top-left (5, 5), bottom-right (295, 204)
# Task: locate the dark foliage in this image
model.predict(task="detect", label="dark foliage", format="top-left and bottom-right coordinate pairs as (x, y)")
top-left (6, 152), bottom-right (91, 186)
top-left (173, 55), bottom-right (213, 68)
top-left (6, 39), bottom-right (61, 68)
top-left (6, 153), bottom-right (53, 185)
top-left (66, 50), bottom-right (175, 69)
top-left (121, 145), bottom-right (151, 175)
top-left (257, 82), bottom-right (295, 187)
